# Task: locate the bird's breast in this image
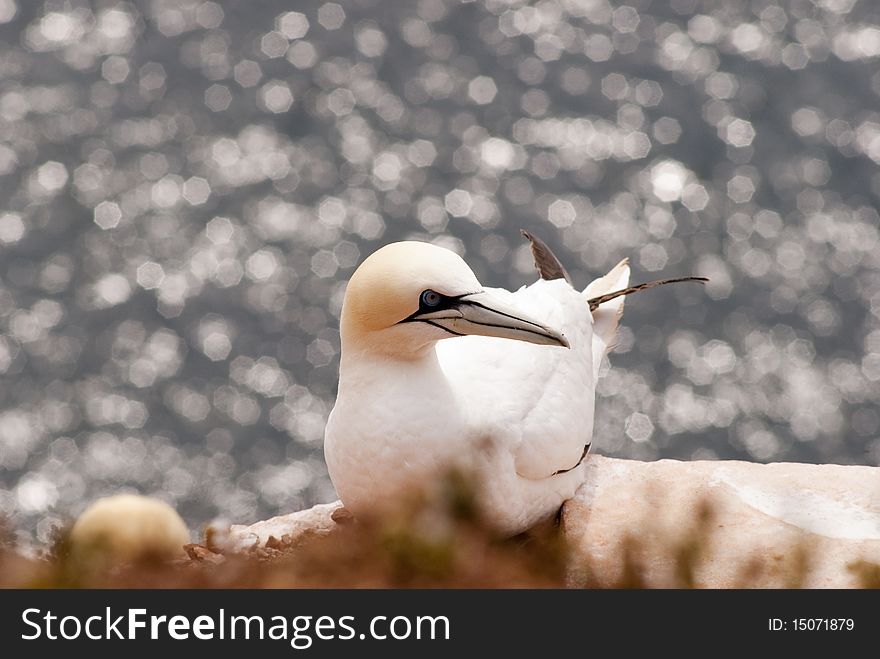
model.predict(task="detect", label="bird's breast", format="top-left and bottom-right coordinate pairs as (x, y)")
top-left (324, 354), bottom-right (474, 514)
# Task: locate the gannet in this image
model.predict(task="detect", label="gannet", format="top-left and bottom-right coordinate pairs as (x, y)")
top-left (324, 233), bottom-right (705, 534)
top-left (70, 494), bottom-right (190, 561)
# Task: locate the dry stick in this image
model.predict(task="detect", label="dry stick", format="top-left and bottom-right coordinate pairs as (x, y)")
top-left (587, 277), bottom-right (709, 311)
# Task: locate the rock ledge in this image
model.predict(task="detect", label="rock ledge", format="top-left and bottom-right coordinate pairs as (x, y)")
top-left (223, 456), bottom-right (880, 587)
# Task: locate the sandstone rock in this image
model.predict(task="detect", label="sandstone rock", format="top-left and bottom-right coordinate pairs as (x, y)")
top-left (223, 501), bottom-right (343, 552)
top-left (563, 456), bottom-right (880, 588)
top-left (221, 457), bottom-right (879, 587)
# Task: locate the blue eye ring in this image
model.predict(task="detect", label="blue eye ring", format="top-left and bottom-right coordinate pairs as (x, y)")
top-left (420, 289), bottom-right (442, 308)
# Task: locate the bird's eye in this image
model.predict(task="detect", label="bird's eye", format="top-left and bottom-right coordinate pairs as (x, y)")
top-left (420, 289), bottom-right (442, 308)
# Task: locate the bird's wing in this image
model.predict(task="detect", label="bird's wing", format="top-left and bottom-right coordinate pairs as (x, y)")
top-left (436, 279), bottom-right (595, 481)
top-left (520, 229), bottom-right (572, 283)
top-left (583, 258), bottom-right (630, 383)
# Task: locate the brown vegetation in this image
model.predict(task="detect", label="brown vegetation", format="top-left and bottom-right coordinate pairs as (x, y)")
top-left (1, 477), bottom-right (877, 589)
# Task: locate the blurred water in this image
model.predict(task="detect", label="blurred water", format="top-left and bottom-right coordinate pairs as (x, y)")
top-left (0, 0), bottom-right (878, 546)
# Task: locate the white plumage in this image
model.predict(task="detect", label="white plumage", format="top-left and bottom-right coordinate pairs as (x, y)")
top-left (324, 240), bottom-right (629, 534)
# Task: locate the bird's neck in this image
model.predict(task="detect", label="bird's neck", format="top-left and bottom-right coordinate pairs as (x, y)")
top-left (338, 342), bottom-right (445, 389)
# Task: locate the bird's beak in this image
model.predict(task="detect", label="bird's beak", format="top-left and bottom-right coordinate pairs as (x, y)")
top-left (411, 291), bottom-right (570, 348)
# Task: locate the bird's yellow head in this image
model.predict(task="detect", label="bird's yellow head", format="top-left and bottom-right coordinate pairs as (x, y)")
top-left (340, 241), bottom-right (568, 358)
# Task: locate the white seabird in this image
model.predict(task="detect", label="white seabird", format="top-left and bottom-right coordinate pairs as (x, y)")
top-left (324, 234), bottom-right (702, 534)
top-left (70, 494), bottom-right (190, 561)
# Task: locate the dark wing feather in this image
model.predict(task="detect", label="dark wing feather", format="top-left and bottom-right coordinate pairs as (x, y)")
top-left (587, 277), bottom-right (709, 311)
top-left (520, 229), bottom-right (571, 283)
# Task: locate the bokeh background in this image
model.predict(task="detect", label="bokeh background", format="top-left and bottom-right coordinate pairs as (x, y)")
top-left (1, 0), bottom-right (878, 547)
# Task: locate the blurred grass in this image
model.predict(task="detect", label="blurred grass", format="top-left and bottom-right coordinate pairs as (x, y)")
top-left (1, 479), bottom-right (877, 589)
